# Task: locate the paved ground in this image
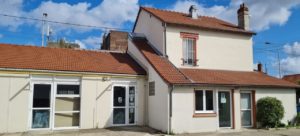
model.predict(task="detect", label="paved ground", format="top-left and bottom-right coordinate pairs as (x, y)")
top-left (1, 127), bottom-right (300, 136)
top-left (178, 128), bottom-right (300, 136)
top-left (0, 126), bottom-right (162, 136)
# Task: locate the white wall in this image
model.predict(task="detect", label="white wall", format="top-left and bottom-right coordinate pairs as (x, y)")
top-left (128, 39), bottom-right (170, 132)
top-left (134, 10), bottom-right (165, 55)
top-left (0, 74), bottom-right (30, 133)
top-left (171, 86), bottom-right (297, 133)
top-left (81, 76), bottom-right (145, 129)
top-left (147, 66), bottom-right (169, 132)
top-left (171, 86), bottom-right (219, 133)
top-left (0, 72), bottom-right (145, 133)
top-left (255, 88), bottom-right (297, 125)
top-left (166, 26), bottom-right (253, 71)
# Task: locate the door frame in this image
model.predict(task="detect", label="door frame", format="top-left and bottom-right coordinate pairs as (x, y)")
top-left (111, 83), bottom-right (137, 126)
top-left (29, 81), bottom-right (54, 130)
top-left (29, 76), bottom-right (81, 130)
top-left (240, 91), bottom-right (253, 128)
top-left (217, 90), bottom-right (233, 129)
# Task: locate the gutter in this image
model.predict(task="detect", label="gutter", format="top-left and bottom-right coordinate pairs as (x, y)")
top-left (167, 84), bottom-right (174, 134)
top-left (171, 83), bottom-right (299, 89)
top-left (0, 68), bottom-right (145, 78)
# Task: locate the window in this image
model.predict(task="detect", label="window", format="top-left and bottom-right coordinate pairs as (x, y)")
top-left (149, 81), bottom-right (155, 96)
top-left (183, 38), bottom-right (196, 66)
top-left (57, 85), bottom-right (80, 95)
top-left (241, 93), bottom-right (252, 127)
top-left (30, 76), bottom-right (81, 130)
top-left (55, 84), bottom-right (80, 128)
top-left (195, 90), bottom-right (214, 113)
top-left (32, 84), bottom-right (51, 129)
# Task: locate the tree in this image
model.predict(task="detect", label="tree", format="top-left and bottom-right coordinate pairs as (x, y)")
top-left (257, 97), bottom-right (284, 128)
top-left (47, 39), bottom-right (80, 49)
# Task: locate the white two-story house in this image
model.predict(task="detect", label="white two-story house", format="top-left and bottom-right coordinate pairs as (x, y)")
top-left (127, 4), bottom-right (298, 133)
top-left (0, 3), bottom-right (298, 134)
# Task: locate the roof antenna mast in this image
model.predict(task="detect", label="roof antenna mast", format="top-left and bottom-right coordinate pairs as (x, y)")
top-left (42, 13), bottom-right (48, 47)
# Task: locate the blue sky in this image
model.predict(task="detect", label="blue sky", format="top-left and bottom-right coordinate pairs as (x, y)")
top-left (0, 0), bottom-right (299, 77)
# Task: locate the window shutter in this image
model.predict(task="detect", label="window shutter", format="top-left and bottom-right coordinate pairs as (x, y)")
top-left (149, 81), bottom-right (155, 96)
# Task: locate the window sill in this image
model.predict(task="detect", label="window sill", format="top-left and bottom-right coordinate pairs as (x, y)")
top-left (193, 113), bottom-right (217, 118)
top-left (181, 64), bottom-right (198, 67)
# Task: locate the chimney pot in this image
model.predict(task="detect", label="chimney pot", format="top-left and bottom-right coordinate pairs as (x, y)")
top-left (258, 63), bottom-right (263, 72)
top-left (237, 3), bottom-right (250, 30)
top-left (189, 5), bottom-right (198, 19)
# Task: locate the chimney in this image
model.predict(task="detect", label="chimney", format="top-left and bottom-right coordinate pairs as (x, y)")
top-left (237, 3), bottom-right (250, 30)
top-left (257, 63), bottom-right (263, 72)
top-left (189, 5), bottom-right (198, 19)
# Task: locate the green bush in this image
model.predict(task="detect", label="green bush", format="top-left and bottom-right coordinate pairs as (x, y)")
top-left (296, 113), bottom-right (300, 126)
top-left (257, 97), bottom-right (284, 128)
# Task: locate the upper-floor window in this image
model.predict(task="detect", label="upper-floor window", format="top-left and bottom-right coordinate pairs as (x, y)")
top-left (183, 38), bottom-right (196, 66)
top-left (180, 32), bottom-right (199, 66)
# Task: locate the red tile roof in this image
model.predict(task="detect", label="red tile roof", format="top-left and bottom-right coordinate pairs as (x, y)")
top-left (137, 7), bottom-right (255, 35)
top-left (132, 39), bottom-right (191, 84)
top-left (180, 69), bottom-right (299, 88)
top-left (0, 43), bottom-right (146, 75)
top-left (132, 39), bottom-right (298, 88)
top-left (283, 74), bottom-right (300, 84)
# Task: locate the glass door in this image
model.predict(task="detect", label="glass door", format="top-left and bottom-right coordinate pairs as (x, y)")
top-left (113, 86), bottom-right (126, 125)
top-left (218, 91), bottom-right (231, 128)
top-left (241, 93), bottom-right (252, 127)
top-left (112, 85), bottom-right (136, 125)
top-left (31, 84), bottom-right (52, 129)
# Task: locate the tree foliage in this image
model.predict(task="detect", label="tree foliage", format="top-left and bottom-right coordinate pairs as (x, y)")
top-left (257, 97), bottom-right (284, 128)
top-left (47, 39), bottom-right (80, 49)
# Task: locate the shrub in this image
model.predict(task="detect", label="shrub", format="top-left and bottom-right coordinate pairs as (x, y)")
top-left (296, 113), bottom-right (300, 125)
top-left (257, 97), bottom-right (284, 128)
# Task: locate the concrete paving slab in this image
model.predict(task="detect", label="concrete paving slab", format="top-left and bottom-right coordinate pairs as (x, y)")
top-left (1, 127), bottom-right (300, 136)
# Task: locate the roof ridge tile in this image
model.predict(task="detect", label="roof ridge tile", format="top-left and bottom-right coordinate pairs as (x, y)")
top-left (0, 43), bottom-right (125, 54)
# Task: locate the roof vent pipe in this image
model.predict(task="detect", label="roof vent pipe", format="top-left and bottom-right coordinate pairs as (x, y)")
top-left (257, 63), bottom-right (263, 73)
top-left (189, 5), bottom-right (198, 19)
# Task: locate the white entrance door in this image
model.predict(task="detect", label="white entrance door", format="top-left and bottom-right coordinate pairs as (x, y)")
top-left (241, 93), bottom-right (252, 127)
top-left (112, 85), bottom-right (136, 125)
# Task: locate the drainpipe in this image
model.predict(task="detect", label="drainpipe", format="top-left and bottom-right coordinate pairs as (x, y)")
top-left (168, 85), bottom-right (174, 134)
top-left (163, 23), bottom-right (167, 57)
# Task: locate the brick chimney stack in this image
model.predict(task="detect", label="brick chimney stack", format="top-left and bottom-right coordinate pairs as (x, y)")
top-left (237, 3), bottom-right (250, 30)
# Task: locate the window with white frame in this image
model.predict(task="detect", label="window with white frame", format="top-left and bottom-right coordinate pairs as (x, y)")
top-left (183, 38), bottom-right (196, 66)
top-left (195, 90), bottom-right (215, 113)
top-left (30, 76), bottom-right (81, 130)
top-left (54, 84), bottom-right (80, 128)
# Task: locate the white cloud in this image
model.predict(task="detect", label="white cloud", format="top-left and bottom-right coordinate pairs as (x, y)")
top-left (170, 0), bottom-right (300, 31)
top-left (74, 36), bottom-right (102, 49)
top-left (0, 0), bottom-right (25, 30)
top-left (0, 0), bottom-right (139, 32)
top-left (283, 42), bottom-right (300, 56)
top-left (280, 42), bottom-right (300, 74)
top-left (253, 63), bottom-right (258, 70)
top-left (74, 40), bottom-right (86, 49)
top-left (81, 36), bottom-right (102, 49)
